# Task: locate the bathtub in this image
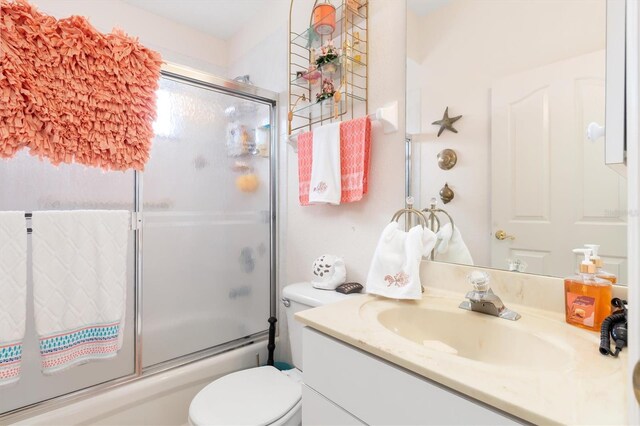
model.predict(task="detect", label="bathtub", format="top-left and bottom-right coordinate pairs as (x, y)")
top-left (5, 340), bottom-right (269, 426)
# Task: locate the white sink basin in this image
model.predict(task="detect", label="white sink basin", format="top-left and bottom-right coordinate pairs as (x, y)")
top-left (365, 301), bottom-right (573, 372)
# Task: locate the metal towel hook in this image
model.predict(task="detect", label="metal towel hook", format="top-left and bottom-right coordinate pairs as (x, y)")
top-left (390, 197), bottom-right (428, 229)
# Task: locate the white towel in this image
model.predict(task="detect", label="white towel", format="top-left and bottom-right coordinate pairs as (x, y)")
top-left (365, 222), bottom-right (436, 300)
top-left (309, 122), bottom-right (341, 204)
top-left (434, 223), bottom-right (474, 266)
top-left (0, 212), bottom-right (27, 386)
top-left (32, 210), bottom-right (130, 375)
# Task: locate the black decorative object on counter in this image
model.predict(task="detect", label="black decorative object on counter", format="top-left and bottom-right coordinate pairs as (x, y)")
top-left (599, 298), bottom-right (627, 357)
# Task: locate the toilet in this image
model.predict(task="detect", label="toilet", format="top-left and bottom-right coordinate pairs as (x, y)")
top-left (188, 282), bottom-right (352, 426)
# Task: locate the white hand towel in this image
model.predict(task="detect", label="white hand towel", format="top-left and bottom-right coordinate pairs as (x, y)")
top-left (309, 122), bottom-right (341, 204)
top-left (365, 222), bottom-right (436, 300)
top-left (32, 210), bottom-right (130, 375)
top-left (0, 212), bottom-right (27, 386)
top-left (434, 223), bottom-right (474, 266)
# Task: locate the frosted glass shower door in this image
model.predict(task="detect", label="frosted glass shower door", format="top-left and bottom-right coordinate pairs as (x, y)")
top-left (142, 75), bottom-right (273, 367)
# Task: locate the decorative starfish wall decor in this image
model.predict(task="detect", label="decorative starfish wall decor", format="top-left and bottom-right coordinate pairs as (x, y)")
top-left (432, 107), bottom-right (462, 137)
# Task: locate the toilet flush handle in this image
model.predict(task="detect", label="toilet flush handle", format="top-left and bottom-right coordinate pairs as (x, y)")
top-left (281, 297), bottom-right (291, 307)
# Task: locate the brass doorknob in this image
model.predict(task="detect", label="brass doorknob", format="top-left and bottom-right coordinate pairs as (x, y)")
top-left (495, 230), bottom-right (515, 241)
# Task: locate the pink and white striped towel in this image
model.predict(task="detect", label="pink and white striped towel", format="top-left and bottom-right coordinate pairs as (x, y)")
top-left (340, 116), bottom-right (371, 203)
top-left (297, 131), bottom-right (313, 206)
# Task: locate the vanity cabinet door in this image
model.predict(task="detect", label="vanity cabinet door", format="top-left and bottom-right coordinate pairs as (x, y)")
top-left (303, 328), bottom-right (521, 425)
top-left (302, 385), bottom-right (365, 426)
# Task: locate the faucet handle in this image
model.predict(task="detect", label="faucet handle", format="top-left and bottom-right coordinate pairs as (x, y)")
top-left (467, 270), bottom-right (490, 292)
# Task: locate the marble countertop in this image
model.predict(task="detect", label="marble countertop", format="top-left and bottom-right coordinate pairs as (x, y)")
top-left (295, 287), bottom-right (627, 425)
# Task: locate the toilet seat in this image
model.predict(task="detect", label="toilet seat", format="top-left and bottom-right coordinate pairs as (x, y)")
top-left (188, 366), bottom-right (301, 426)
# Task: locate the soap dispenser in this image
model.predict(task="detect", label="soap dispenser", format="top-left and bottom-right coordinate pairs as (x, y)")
top-left (564, 248), bottom-right (612, 331)
top-left (585, 244), bottom-right (618, 284)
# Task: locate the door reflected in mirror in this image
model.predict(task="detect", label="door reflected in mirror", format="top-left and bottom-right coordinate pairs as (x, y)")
top-left (406, 0), bottom-right (627, 283)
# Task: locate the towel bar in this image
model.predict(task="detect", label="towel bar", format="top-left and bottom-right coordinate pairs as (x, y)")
top-left (287, 101), bottom-right (398, 152)
top-left (390, 197), bottom-right (428, 293)
top-left (390, 197), bottom-right (427, 231)
top-left (24, 211), bottom-right (138, 234)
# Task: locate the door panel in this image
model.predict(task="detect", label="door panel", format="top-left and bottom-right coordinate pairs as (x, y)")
top-left (141, 76), bottom-right (272, 367)
top-left (491, 50), bottom-right (627, 279)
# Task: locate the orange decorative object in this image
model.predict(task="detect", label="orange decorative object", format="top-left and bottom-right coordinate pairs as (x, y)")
top-left (0, 0), bottom-right (162, 171)
top-left (313, 3), bottom-right (336, 36)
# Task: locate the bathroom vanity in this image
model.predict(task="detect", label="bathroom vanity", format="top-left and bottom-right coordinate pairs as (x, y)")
top-left (295, 263), bottom-right (628, 425)
top-left (302, 328), bottom-right (517, 425)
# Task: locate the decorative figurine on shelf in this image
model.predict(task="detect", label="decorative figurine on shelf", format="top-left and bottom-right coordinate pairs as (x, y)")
top-left (315, 40), bottom-right (340, 74)
top-left (316, 78), bottom-right (336, 103)
top-left (302, 64), bottom-right (321, 85)
top-left (313, 1), bottom-right (336, 36)
top-left (347, 0), bottom-right (362, 14)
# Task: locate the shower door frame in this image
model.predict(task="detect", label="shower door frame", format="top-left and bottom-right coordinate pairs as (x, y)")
top-left (138, 63), bottom-right (280, 375)
top-left (0, 63), bottom-right (279, 420)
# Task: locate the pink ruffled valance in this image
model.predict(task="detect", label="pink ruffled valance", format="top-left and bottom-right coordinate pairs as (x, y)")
top-left (0, 0), bottom-right (162, 171)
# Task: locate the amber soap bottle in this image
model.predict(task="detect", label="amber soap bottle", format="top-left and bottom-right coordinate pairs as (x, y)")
top-left (564, 248), bottom-right (612, 332)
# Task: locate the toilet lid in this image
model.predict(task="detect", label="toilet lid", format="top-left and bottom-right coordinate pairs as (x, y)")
top-left (189, 366), bottom-right (301, 426)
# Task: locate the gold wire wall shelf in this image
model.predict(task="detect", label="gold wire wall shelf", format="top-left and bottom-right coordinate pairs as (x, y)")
top-left (288, 0), bottom-right (368, 137)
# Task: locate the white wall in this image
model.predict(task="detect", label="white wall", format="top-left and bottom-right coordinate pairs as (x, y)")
top-left (407, 0), bottom-right (606, 266)
top-left (226, 0), bottom-right (290, 89)
top-left (29, 0), bottom-right (229, 75)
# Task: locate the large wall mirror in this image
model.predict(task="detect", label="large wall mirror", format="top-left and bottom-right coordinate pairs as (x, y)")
top-left (406, 0), bottom-right (628, 284)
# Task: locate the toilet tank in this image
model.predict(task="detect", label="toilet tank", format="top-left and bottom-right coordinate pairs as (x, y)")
top-left (282, 282), bottom-right (352, 370)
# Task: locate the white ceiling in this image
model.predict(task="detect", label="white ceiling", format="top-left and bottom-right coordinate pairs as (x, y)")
top-left (122, 0), bottom-right (283, 40)
top-left (124, 0), bottom-right (449, 40)
top-left (407, 0), bottom-right (451, 17)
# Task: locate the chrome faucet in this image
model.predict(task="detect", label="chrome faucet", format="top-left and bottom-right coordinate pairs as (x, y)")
top-left (459, 271), bottom-right (521, 321)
